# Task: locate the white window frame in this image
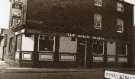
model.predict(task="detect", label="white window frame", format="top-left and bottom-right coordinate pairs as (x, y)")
top-left (94, 14), bottom-right (102, 30)
top-left (94, 0), bottom-right (102, 7)
top-left (116, 18), bottom-right (124, 33)
top-left (38, 35), bottom-right (55, 52)
top-left (117, 2), bottom-right (124, 12)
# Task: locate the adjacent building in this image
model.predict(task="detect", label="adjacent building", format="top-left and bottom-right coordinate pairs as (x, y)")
top-left (7, 0), bottom-right (134, 67)
top-left (0, 28), bottom-right (15, 61)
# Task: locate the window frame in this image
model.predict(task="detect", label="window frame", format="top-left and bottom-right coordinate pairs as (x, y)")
top-left (94, 0), bottom-right (103, 7)
top-left (117, 43), bottom-right (128, 56)
top-left (116, 18), bottom-right (124, 33)
top-left (94, 14), bottom-right (102, 30)
top-left (91, 39), bottom-right (105, 56)
top-left (117, 2), bottom-right (124, 12)
top-left (38, 35), bottom-right (55, 52)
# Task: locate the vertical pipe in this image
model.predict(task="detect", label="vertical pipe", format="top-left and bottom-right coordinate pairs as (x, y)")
top-left (84, 39), bottom-right (87, 67)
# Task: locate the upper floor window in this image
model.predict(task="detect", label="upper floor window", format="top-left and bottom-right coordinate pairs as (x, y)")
top-left (117, 2), bottom-right (124, 12)
top-left (94, 14), bottom-right (102, 30)
top-left (116, 19), bottom-right (124, 33)
top-left (94, 0), bottom-right (102, 7)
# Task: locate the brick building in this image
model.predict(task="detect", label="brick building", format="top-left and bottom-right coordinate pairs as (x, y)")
top-left (7, 0), bottom-right (134, 67)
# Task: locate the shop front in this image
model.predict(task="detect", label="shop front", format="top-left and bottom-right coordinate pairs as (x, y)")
top-left (14, 31), bottom-right (128, 68)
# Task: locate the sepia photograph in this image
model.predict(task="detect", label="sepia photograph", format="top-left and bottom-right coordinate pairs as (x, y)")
top-left (0, 0), bottom-right (135, 79)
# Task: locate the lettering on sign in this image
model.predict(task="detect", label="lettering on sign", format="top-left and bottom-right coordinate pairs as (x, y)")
top-left (105, 70), bottom-right (135, 79)
top-left (67, 33), bottom-right (105, 39)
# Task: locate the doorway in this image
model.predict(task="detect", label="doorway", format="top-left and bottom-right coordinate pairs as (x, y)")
top-left (77, 39), bottom-right (87, 67)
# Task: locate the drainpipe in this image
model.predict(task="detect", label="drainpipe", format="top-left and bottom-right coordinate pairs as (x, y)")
top-left (84, 39), bottom-right (87, 68)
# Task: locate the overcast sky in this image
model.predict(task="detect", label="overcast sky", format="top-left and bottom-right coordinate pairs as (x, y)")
top-left (0, 0), bottom-right (134, 28)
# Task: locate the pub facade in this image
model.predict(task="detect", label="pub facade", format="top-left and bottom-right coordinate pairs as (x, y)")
top-left (7, 0), bottom-right (134, 67)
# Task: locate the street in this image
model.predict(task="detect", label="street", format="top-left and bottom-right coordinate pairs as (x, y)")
top-left (0, 60), bottom-right (104, 79)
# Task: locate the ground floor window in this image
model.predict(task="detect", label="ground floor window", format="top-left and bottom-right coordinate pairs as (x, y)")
top-left (117, 42), bottom-right (128, 63)
top-left (117, 42), bottom-right (127, 56)
top-left (92, 39), bottom-right (104, 55)
top-left (59, 36), bottom-right (77, 61)
top-left (38, 35), bottom-right (55, 61)
top-left (38, 35), bottom-right (55, 52)
top-left (14, 33), bottom-right (129, 66)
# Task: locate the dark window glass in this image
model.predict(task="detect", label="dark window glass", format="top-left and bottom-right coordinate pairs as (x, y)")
top-left (92, 40), bottom-right (104, 55)
top-left (38, 35), bottom-right (54, 51)
top-left (9, 38), bottom-right (14, 53)
top-left (117, 42), bottom-right (127, 56)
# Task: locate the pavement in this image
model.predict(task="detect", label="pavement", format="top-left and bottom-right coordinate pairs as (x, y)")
top-left (0, 60), bottom-right (103, 73)
top-left (0, 60), bottom-right (105, 79)
top-left (0, 60), bottom-right (135, 79)
top-left (0, 60), bottom-right (10, 68)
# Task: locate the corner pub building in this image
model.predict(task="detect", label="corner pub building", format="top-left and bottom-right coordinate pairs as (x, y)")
top-left (7, 0), bottom-right (133, 68)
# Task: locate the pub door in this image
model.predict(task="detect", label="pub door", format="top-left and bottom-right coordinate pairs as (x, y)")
top-left (77, 39), bottom-right (87, 67)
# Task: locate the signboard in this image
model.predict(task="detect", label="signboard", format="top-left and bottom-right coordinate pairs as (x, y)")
top-left (39, 54), bottom-right (53, 61)
top-left (60, 55), bottom-right (76, 61)
top-left (59, 36), bottom-right (77, 53)
top-left (11, 0), bottom-right (27, 29)
top-left (12, 8), bottom-right (22, 17)
top-left (105, 70), bottom-right (135, 79)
